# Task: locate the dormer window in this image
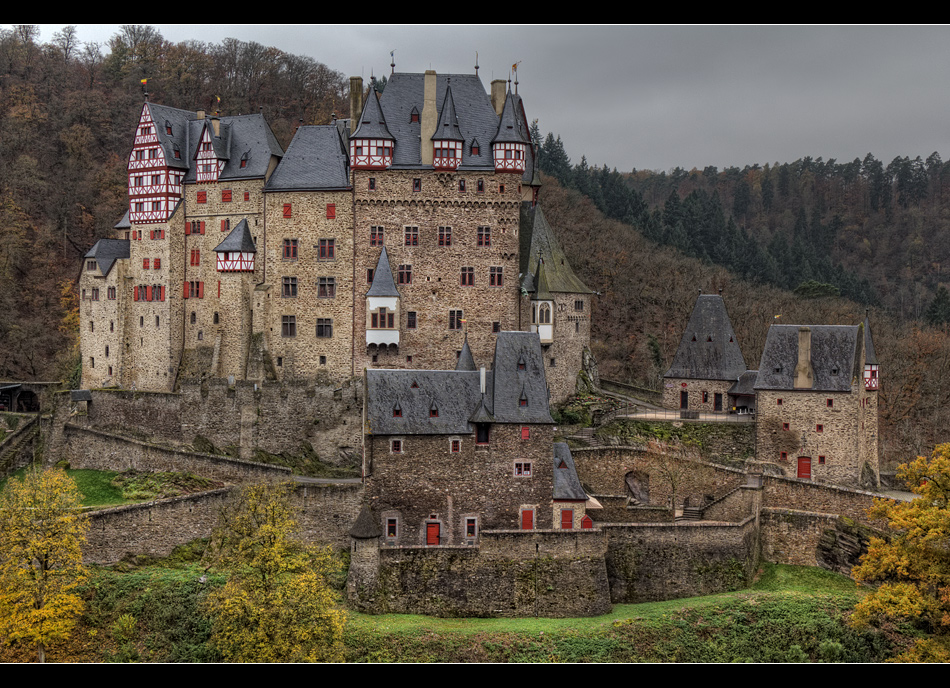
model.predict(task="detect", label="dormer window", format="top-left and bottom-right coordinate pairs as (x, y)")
top-left (471, 140), bottom-right (480, 156)
top-left (430, 404), bottom-right (439, 418)
top-left (240, 152), bottom-right (248, 168)
top-left (165, 121), bottom-right (172, 135)
top-left (410, 107), bottom-right (420, 123)
top-left (173, 144), bottom-right (181, 159)
top-left (393, 402), bottom-right (402, 418)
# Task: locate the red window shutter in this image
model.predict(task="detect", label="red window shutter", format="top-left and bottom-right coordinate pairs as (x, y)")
top-left (161, 230), bottom-right (165, 239)
top-left (222, 189), bottom-right (232, 202)
top-left (133, 287), bottom-right (139, 302)
top-left (160, 286), bottom-right (165, 301)
top-left (221, 219), bottom-right (227, 232)
top-left (143, 258), bottom-right (149, 269)
top-left (326, 203), bottom-right (336, 219)
top-left (185, 223), bottom-right (191, 236)
top-left (149, 230), bottom-right (154, 240)
top-left (154, 258), bottom-right (161, 269)
top-left (200, 221), bottom-right (205, 235)
top-left (183, 282), bottom-right (189, 299)
top-left (198, 282), bottom-right (204, 299)
top-left (244, 191), bottom-right (249, 201)
top-left (197, 190), bottom-right (207, 203)
top-left (521, 426), bottom-right (530, 440)
top-left (283, 203), bottom-right (292, 218)
top-left (146, 286), bottom-right (152, 301)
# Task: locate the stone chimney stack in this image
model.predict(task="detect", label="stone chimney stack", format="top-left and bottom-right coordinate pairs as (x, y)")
top-left (350, 76), bottom-right (364, 125)
top-left (491, 79), bottom-right (506, 115)
top-left (210, 116), bottom-right (220, 137)
top-left (794, 327), bottom-right (815, 389)
top-left (421, 70), bottom-right (437, 165)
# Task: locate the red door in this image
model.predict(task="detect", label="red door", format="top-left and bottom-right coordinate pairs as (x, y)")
top-left (521, 509), bottom-right (534, 530)
top-left (797, 456), bottom-right (812, 480)
top-left (426, 522), bottom-right (440, 545)
top-left (560, 509), bottom-right (574, 530)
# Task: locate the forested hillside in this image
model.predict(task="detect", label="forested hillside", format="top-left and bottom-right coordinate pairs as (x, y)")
top-left (0, 25), bottom-right (347, 381)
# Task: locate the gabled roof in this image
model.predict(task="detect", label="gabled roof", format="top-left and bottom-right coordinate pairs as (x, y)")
top-left (753, 325), bottom-right (861, 393)
top-left (727, 370), bottom-right (759, 397)
top-left (431, 84), bottom-right (464, 142)
top-left (84, 239), bottom-right (130, 277)
top-left (664, 295), bottom-right (746, 381)
top-left (146, 102), bottom-right (197, 172)
top-left (351, 88), bottom-right (394, 141)
top-left (266, 125), bottom-right (350, 191)
top-left (366, 247), bottom-right (400, 297)
top-left (377, 72), bottom-right (500, 169)
top-left (213, 219), bottom-right (256, 253)
top-left (520, 204), bottom-right (594, 295)
top-left (172, 112), bottom-right (283, 183)
top-left (553, 443), bottom-right (587, 501)
top-left (365, 332), bottom-right (554, 436)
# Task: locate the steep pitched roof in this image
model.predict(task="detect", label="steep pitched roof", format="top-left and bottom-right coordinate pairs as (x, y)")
top-left (456, 336), bottom-right (477, 371)
top-left (84, 239), bottom-right (130, 277)
top-left (491, 91), bottom-right (528, 145)
top-left (365, 332), bottom-right (554, 435)
top-left (366, 247), bottom-right (400, 297)
top-left (864, 317), bottom-right (878, 365)
top-left (350, 505), bottom-right (382, 539)
top-left (432, 84), bottom-right (464, 142)
top-left (519, 204), bottom-right (593, 295)
top-left (664, 295), bottom-right (746, 381)
top-left (113, 210), bottom-right (131, 230)
top-left (378, 72), bottom-right (499, 169)
top-left (727, 370), bottom-right (759, 397)
top-left (351, 88), bottom-right (394, 141)
top-left (553, 443), bottom-right (587, 501)
top-left (179, 113), bottom-right (283, 183)
top-left (213, 219), bottom-right (256, 253)
top-left (266, 125), bottom-right (350, 191)
top-left (753, 325), bottom-right (861, 393)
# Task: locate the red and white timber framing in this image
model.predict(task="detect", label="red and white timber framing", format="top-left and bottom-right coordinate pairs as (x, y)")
top-left (128, 104), bottom-right (181, 224)
top-left (195, 126), bottom-right (224, 183)
top-left (492, 141), bottom-right (526, 173)
top-left (864, 364), bottom-right (879, 390)
top-left (433, 140), bottom-right (463, 170)
top-left (350, 138), bottom-right (393, 169)
top-left (216, 251), bottom-right (255, 272)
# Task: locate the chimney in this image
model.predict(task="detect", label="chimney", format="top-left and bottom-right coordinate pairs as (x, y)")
top-left (491, 79), bottom-right (506, 116)
top-left (350, 76), bottom-right (364, 125)
top-left (196, 110), bottom-right (206, 120)
top-left (210, 116), bottom-right (220, 137)
top-left (421, 70), bottom-right (437, 165)
top-left (480, 366), bottom-right (486, 395)
top-left (793, 327), bottom-right (815, 389)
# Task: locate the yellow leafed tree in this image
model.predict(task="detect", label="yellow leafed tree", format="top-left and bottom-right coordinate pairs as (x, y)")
top-left (204, 482), bottom-right (345, 662)
top-left (851, 443), bottom-right (950, 661)
top-left (0, 467), bottom-right (88, 663)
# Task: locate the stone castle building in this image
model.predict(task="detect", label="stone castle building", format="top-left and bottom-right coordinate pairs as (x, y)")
top-left (78, 68), bottom-right (594, 404)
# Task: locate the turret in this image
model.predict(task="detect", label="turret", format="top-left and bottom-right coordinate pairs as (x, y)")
top-left (349, 86), bottom-right (394, 170)
top-left (491, 90), bottom-right (527, 174)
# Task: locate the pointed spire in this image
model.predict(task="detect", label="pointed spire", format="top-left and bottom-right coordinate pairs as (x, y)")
top-left (367, 247), bottom-right (399, 297)
top-left (534, 253), bottom-right (553, 301)
top-left (456, 335), bottom-right (477, 371)
top-left (352, 87), bottom-right (393, 141)
top-left (492, 90), bottom-right (527, 144)
top-left (213, 218), bottom-right (256, 253)
top-left (432, 83), bottom-right (463, 141)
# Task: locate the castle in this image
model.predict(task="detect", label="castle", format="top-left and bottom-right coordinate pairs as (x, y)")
top-left (78, 69), bottom-right (594, 405)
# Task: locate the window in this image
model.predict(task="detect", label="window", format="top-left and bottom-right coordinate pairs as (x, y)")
top-left (282, 277), bottom-right (297, 298)
top-left (477, 226), bottom-right (491, 247)
top-left (549, 358), bottom-right (556, 367)
top-left (471, 143), bottom-right (480, 156)
top-left (283, 239), bottom-right (298, 260)
top-left (185, 281), bottom-right (203, 299)
top-left (221, 219), bottom-right (230, 232)
top-left (404, 226), bottom-right (418, 246)
top-left (367, 268), bottom-right (374, 283)
top-left (412, 178), bottom-right (421, 192)
top-left (135, 150), bottom-right (144, 160)
top-left (816, 424), bottom-right (824, 433)
top-left (86, 260), bottom-right (96, 271)
top-left (213, 312), bottom-right (219, 324)
top-left (190, 312), bottom-right (197, 324)
top-left (783, 423), bottom-right (789, 431)
top-left (240, 152), bottom-right (248, 168)
top-left (151, 175), bottom-right (161, 186)
top-left (489, 266), bottom-right (503, 286)
top-left (780, 451), bottom-right (788, 460)
top-left (201, 142), bottom-right (212, 151)
top-left (244, 191), bottom-right (250, 201)
top-left (499, 184), bottom-right (505, 193)
top-left (368, 178), bottom-right (376, 191)
top-left (575, 300), bottom-right (584, 311)
top-left (149, 149), bottom-right (158, 159)
top-left (197, 191), bottom-right (207, 204)
top-left (318, 277), bottom-right (336, 298)
top-left (91, 288), bottom-right (99, 301)
top-left (326, 203), bottom-right (336, 219)
top-left (451, 440), bottom-right (461, 453)
top-left (143, 258), bottom-right (150, 269)
top-left (90, 357), bottom-right (94, 368)
top-left (449, 310), bottom-right (463, 330)
top-left (89, 321), bottom-right (94, 332)
top-left (493, 322), bottom-right (500, 333)
top-left (515, 461), bottom-right (532, 477)
top-left (520, 395), bottom-right (528, 407)
top-left (135, 202), bottom-right (144, 213)
top-left (108, 287), bottom-right (116, 300)
top-left (477, 179), bottom-right (484, 193)
top-left (476, 424), bottom-right (490, 445)
top-left (153, 258), bottom-right (161, 270)
top-left (371, 226), bottom-right (384, 246)
top-left (387, 518), bottom-right (398, 539)
top-left (282, 315), bottom-right (296, 337)
top-left (777, 398), bottom-right (783, 405)
top-left (398, 264), bottom-right (412, 285)
top-left (521, 426), bottom-right (530, 440)
top-left (407, 311), bottom-right (417, 329)
top-left (318, 239), bottom-right (335, 260)
top-left (430, 406), bottom-right (439, 418)
top-left (439, 226), bottom-right (452, 247)
top-left (151, 201), bottom-right (161, 212)
top-left (460, 267), bottom-right (474, 286)
top-left (173, 145), bottom-right (181, 159)
top-left (371, 307), bottom-right (395, 329)
top-left (466, 517), bottom-right (477, 539)
top-left (190, 249), bottom-right (200, 266)
top-left (827, 399), bottom-right (833, 408)
top-left (459, 179), bottom-right (466, 192)
top-left (283, 203), bottom-right (292, 218)
top-left (316, 318), bottom-right (332, 338)
top-left (819, 455), bottom-right (826, 464)
top-left (320, 356), bottom-right (326, 365)
top-left (391, 439), bottom-right (402, 454)
top-left (219, 189), bottom-right (231, 203)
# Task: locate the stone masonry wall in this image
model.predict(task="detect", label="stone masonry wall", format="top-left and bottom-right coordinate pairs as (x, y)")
top-left (663, 378), bottom-right (735, 412)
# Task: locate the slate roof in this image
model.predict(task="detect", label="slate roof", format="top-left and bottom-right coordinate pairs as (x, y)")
top-left (509, 92), bottom-right (538, 185)
top-left (728, 370), bottom-right (759, 397)
top-left (431, 84), bottom-right (464, 141)
top-left (213, 219), bottom-right (256, 253)
top-left (664, 295), bottom-right (746, 381)
top-left (84, 239), bottom-right (130, 277)
top-left (350, 505), bottom-right (382, 539)
top-left (753, 325), bottom-right (861, 393)
top-left (145, 103), bottom-right (284, 183)
top-left (864, 317), bottom-right (878, 365)
top-left (365, 332), bottom-right (554, 435)
top-left (553, 443), bottom-right (587, 501)
top-left (351, 88), bottom-right (394, 141)
top-left (366, 247), bottom-right (399, 297)
top-left (114, 210), bottom-right (131, 230)
top-left (266, 125), bottom-right (350, 191)
top-left (456, 336), bottom-right (477, 371)
top-left (377, 72), bottom-right (500, 169)
top-left (491, 91), bottom-right (528, 144)
top-left (519, 205), bottom-right (594, 295)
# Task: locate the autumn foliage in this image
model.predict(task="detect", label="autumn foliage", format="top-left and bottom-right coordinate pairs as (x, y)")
top-left (851, 444), bottom-right (950, 660)
top-left (0, 467), bottom-right (88, 663)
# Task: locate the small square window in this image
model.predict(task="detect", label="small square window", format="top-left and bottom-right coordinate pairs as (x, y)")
top-left (514, 461), bottom-right (532, 477)
top-left (413, 178), bottom-right (421, 192)
top-left (816, 424), bottom-right (823, 433)
top-left (780, 451), bottom-right (788, 460)
top-left (466, 517), bottom-right (477, 539)
top-left (451, 440), bottom-right (460, 453)
top-left (316, 318), bottom-right (333, 338)
top-left (318, 277), bottom-right (336, 298)
top-left (777, 398), bottom-right (783, 405)
top-left (818, 455), bottom-right (826, 464)
top-left (499, 184), bottom-right (505, 193)
top-left (391, 439), bottom-right (402, 453)
top-left (318, 239), bottom-right (335, 260)
top-left (459, 179), bottom-right (466, 192)
top-left (283, 203), bottom-right (292, 218)
top-left (387, 518), bottom-right (398, 538)
top-left (319, 356), bottom-right (327, 365)
top-left (783, 423), bottom-right (789, 431)
top-left (827, 398), bottom-right (833, 407)
top-left (493, 322), bottom-right (500, 333)
top-left (244, 191), bottom-right (250, 201)
top-left (222, 189), bottom-right (232, 202)
top-left (369, 178), bottom-right (376, 190)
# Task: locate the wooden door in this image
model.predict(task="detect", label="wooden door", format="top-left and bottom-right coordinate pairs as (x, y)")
top-left (714, 393), bottom-right (723, 412)
top-left (797, 456), bottom-right (811, 480)
top-left (426, 522), bottom-right (440, 545)
top-left (560, 509), bottom-right (574, 530)
top-left (680, 391), bottom-right (688, 409)
top-left (521, 509), bottom-right (534, 530)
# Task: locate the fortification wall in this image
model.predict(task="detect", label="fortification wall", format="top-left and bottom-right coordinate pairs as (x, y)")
top-left (761, 475), bottom-right (881, 527)
top-left (760, 508), bottom-right (877, 576)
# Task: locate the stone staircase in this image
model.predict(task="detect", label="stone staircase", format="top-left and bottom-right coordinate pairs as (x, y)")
top-left (675, 506), bottom-right (704, 522)
top-left (0, 415), bottom-right (39, 476)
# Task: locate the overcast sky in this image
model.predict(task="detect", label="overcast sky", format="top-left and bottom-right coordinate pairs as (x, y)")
top-left (29, 25), bottom-right (950, 173)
